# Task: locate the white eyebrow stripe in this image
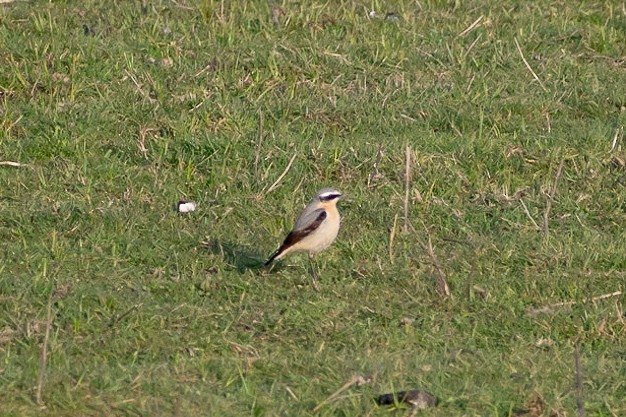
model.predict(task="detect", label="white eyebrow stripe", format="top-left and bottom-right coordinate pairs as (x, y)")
top-left (319, 192), bottom-right (341, 199)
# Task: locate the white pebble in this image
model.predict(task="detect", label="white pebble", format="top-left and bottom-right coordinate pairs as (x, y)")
top-left (177, 201), bottom-right (196, 213)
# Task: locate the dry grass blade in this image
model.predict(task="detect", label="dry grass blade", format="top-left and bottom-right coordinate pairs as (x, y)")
top-left (574, 343), bottom-right (585, 417)
top-left (542, 159), bottom-right (565, 240)
top-left (367, 144), bottom-right (384, 187)
top-left (457, 15), bottom-right (483, 37)
top-left (125, 69), bottom-right (156, 103)
top-left (465, 258), bottom-right (477, 301)
top-left (254, 111), bottom-right (264, 178)
top-left (519, 198), bottom-right (540, 230)
top-left (609, 127), bottom-right (623, 152)
top-left (284, 385), bottom-right (299, 401)
top-left (265, 151), bottom-right (298, 194)
top-left (389, 213), bottom-right (398, 264)
top-left (35, 291), bottom-right (54, 406)
top-left (312, 375), bottom-right (371, 412)
top-left (403, 145), bottom-right (411, 234)
top-left (603, 399), bottom-right (619, 417)
top-left (424, 235), bottom-right (451, 297)
top-left (514, 37), bottom-right (547, 92)
top-left (526, 290), bottom-right (622, 316)
top-left (138, 127), bottom-right (157, 159)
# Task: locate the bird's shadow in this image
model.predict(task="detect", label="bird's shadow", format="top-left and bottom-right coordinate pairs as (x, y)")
top-left (202, 239), bottom-right (286, 273)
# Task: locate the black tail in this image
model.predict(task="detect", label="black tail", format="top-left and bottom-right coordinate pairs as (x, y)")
top-left (265, 248), bottom-right (281, 266)
top-left (265, 229), bottom-right (303, 266)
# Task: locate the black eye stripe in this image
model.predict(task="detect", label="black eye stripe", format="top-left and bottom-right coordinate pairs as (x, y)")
top-left (319, 193), bottom-right (341, 202)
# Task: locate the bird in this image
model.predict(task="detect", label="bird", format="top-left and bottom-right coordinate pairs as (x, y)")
top-left (265, 188), bottom-right (343, 288)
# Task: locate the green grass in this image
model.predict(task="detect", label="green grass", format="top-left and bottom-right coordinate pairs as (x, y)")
top-left (1, 0), bottom-right (626, 416)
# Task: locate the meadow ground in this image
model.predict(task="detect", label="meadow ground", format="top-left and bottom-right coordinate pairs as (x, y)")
top-left (1, 1), bottom-right (626, 416)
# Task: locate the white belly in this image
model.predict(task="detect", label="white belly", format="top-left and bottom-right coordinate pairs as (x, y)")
top-left (289, 213), bottom-right (340, 256)
top-left (306, 218), bottom-right (340, 254)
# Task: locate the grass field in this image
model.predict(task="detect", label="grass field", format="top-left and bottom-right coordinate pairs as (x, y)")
top-left (1, 0), bottom-right (626, 416)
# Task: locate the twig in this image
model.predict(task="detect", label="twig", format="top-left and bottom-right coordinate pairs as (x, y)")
top-left (514, 37), bottom-right (547, 93)
top-left (313, 375), bottom-right (370, 412)
top-left (109, 303), bottom-right (143, 327)
top-left (457, 15), bottom-right (483, 37)
top-left (265, 151), bottom-right (297, 194)
top-left (403, 145), bottom-right (411, 234)
top-left (389, 213), bottom-right (398, 264)
top-left (424, 234), bottom-right (451, 297)
top-left (525, 290), bottom-right (622, 317)
top-left (254, 111), bottom-right (264, 178)
top-left (574, 343), bottom-right (585, 417)
top-left (542, 159), bottom-right (565, 239)
top-left (35, 291), bottom-right (54, 406)
top-left (267, 0), bottom-right (281, 27)
top-left (0, 161), bottom-right (26, 167)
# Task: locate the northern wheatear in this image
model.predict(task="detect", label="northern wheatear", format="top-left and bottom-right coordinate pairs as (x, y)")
top-left (265, 188), bottom-right (343, 288)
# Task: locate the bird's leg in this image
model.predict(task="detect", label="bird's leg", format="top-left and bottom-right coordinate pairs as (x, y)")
top-left (308, 254), bottom-right (320, 291)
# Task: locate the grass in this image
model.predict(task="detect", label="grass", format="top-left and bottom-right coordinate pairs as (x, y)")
top-left (1, 0), bottom-right (626, 416)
